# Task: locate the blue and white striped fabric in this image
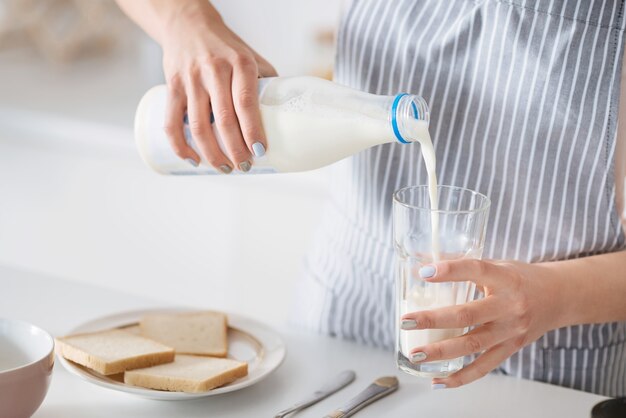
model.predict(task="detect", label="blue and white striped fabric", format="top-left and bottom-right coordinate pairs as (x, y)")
top-left (294, 0), bottom-right (626, 396)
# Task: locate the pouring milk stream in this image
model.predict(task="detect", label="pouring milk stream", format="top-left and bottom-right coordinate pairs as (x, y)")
top-left (135, 75), bottom-right (447, 352)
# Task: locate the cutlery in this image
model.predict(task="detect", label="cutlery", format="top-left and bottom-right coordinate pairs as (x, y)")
top-left (274, 370), bottom-right (356, 418)
top-left (322, 376), bottom-right (399, 418)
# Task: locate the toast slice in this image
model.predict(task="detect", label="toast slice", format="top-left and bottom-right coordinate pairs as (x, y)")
top-left (56, 329), bottom-right (175, 375)
top-left (119, 324), bottom-right (142, 335)
top-left (124, 354), bottom-right (248, 392)
top-left (140, 311), bottom-right (228, 357)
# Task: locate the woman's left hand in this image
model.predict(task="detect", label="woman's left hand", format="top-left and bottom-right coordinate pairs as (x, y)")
top-left (400, 259), bottom-right (566, 389)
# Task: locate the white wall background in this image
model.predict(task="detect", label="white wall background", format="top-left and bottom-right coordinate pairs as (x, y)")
top-left (0, 0), bottom-right (346, 326)
top-left (213, 0), bottom-right (347, 76)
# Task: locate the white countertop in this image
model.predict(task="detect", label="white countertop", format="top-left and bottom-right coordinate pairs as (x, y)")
top-left (1, 265), bottom-right (607, 418)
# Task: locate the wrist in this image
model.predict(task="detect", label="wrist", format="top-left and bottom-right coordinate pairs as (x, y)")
top-left (159, 1), bottom-right (224, 44)
top-left (537, 261), bottom-right (583, 328)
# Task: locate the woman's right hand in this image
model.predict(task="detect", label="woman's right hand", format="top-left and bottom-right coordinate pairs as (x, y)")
top-left (159, 2), bottom-right (277, 173)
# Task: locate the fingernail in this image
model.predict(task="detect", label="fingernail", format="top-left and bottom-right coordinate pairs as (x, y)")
top-left (185, 158), bottom-right (199, 167)
top-left (252, 142), bottom-right (266, 157)
top-left (239, 161), bottom-right (251, 172)
top-left (419, 265), bottom-right (436, 279)
top-left (410, 351), bottom-right (427, 363)
top-left (432, 383), bottom-right (447, 390)
top-left (401, 319), bottom-right (418, 330)
top-left (220, 165), bottom-right (232, 174)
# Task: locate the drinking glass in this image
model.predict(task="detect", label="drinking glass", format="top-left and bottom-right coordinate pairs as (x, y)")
top-left (394, 185), bottom-right (490, 377)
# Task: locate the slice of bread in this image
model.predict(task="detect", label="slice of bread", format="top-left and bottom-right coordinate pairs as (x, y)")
top-left (124, 354), bottom-right (248, 393)
top-left (139, 311), bottom-right (228, 357)
top-left (56, 329), bottom-right (175, 375)
top-left (119, 324), bottom-right (141, 335)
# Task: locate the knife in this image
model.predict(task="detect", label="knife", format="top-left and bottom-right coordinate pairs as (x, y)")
top-left (274, 370), bottom-right (356, 418)
top-left (323, 376), bottom-right (399, 418)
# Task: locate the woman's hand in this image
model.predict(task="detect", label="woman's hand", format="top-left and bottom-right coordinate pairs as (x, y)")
top-left (159, 2), bottom-right (277, 172)
top-left (400, 259), bottom-right (567, 389)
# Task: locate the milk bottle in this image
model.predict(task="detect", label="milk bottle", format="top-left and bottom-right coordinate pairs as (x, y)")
top-left (134, 76), bottom-right (431, 175)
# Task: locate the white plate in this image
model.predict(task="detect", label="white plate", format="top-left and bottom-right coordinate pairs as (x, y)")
top-left (57, 308), bottom-right (286, 400)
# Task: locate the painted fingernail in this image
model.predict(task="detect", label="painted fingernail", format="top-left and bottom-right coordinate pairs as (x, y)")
top-left (432, 383), bottom-right (447, 390)
top-left (401, 319), bottom-right (418, 330)
top-left (239, 161), bottom-right (251, 172)
top-left (419, 265), bottom-right (436, 279)
top-left (219, 165), bottom-right (232, 174)
top-left (185, 158), bottom-right (199, 167)
top-left (252, 142), bottom-right (266, 157)
top-left (410, 351), bottom-right (427, 363)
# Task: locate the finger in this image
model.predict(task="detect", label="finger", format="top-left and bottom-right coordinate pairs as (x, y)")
top-left (231, 54), bottom-right (267, 157)
top-left (186, 77), bottom-right (233, 174)
top-left (202, 65), bottom-right (251, 171)
top-left (229, 34), bottom-right (278, 77)
top-left (420, 259), bottom-right (508, 288)
top-left (431, 342), bottom-right (517, 388)
top-left (401, 297), bottom-right (501, 329)
top-left (409, 323), bottom-right (513, 363)
top-left (163, 80), bottom-right (200, 165)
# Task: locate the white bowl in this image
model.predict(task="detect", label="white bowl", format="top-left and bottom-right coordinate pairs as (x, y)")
top-left (0, 319), bottom-right (54, 418)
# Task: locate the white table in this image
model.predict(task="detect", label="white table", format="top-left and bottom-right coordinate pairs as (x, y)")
top-left (1, 265), bottom-right (607, 418)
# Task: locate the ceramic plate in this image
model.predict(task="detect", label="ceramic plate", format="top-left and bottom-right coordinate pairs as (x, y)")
top-left (57, 308), bottom-right (286, 400)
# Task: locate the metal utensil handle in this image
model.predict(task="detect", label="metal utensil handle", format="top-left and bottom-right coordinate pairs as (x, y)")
top-left (316, 370), bottom-right (356, 395)
top-left (323, 376), bottom-right (399, 418)
top-left (274, 370), bottom-right (356, 418)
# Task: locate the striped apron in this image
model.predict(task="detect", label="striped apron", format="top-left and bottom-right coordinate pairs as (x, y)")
top-left (293, 0), bottom-right (626, 396)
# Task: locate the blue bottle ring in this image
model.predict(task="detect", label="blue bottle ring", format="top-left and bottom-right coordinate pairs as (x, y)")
top-left (391, 93), bottom-right (420, 144)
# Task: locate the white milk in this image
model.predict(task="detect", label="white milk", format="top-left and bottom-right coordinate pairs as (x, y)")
top-left (400, 293), bottom-right (465, 355)
top-left (399, 120), bottom-right (466, 360)
top-left (134, 76), bottom-right (431, 175)
top-left (406, 119), bottom-right (440, 261)
top-left (399, 251), bottom-right (472, 373)
top-left (256, 79), bottom-right (393, 172)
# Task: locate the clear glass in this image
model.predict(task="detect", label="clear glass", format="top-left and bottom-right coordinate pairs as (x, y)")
top-left (394, 185), bottom-right (490, 378)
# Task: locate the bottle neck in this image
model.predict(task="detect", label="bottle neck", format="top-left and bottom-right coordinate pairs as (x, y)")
top-left (389, 94), bottom-right (430, 144)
